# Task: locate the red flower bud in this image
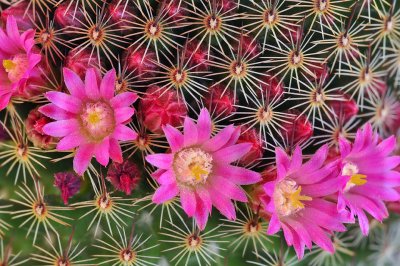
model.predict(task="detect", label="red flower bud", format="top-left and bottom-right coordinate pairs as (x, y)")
top-left (328, 91), bottom-right (358, 121)
top-left (237, 126), bottom-right (263, 166)
top-left (205, 84), bottom-right (237, 116)
top-left (1, 2), bottom-right (36, 31)
top-left (259, 74), bottom-right (285, 102)
top-left (26, 108), bottom-right (55, 149)
top-left (54, 172), bottom-right (81, 205)
top-left (280, 110), bottom-right (313, 144)
top-left (64, 49), bottom-right (102, 79)
top-left (107, 0), bottom-right (136, 29)
top-left (140, 86), bottom-right (187, 134)
top-left (106, 160), bottom-right (140, 195)
top-left (123, 47), bottom-right (158, 78)
top-left (54, 1), bottom-right (85, 28)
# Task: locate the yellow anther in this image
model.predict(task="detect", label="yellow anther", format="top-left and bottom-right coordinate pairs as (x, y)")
top-left (350, 174), bottom-right (367, 186)
top-left (3, 59), bottom-right (15, 72)
top-left (289, 186), bottom-right (312, 209)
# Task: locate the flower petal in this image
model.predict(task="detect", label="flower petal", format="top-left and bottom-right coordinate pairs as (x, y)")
top-left (100, 69), bottom-right (116, 99)
top-left (212, 143), bottom-right (252, 164)
top-left (109, 138), bottom-right (123, 163)
top-left (84, 68), bottom-right (100, 100)
top-left (197, 108), bottom-right (211, 143)
top-left (181, 188), bottom-right (196, 217)
top-left (152, 183), bottom-right (178, 204)
top-left (73, 144), bottom-right (95, 175)
top-left (214, 165), bottom-right (261, 185)
top-left (112, 125), bottom-right (137, 141)
top-left (43, 119), bottom-right (79, 137)
top-left (63, 67), bottom-right (86, 98)
top-left (45, 91), bottom-right (82, 114)
top-left (110, 92), bottom-right (138, 108)
top-left (184, 116), bottom-right (198, 146)
top-left (95, 138), bottom-right (110, 166)
top-left (146, 153), bottom-right (173, 169)
top-left (162, 124), bottom-right (184, 152)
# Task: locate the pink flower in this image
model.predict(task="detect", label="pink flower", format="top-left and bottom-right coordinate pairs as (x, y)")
top-left (40, 67), bottom-right (138, 175)
top-left (337, 123), bottom-right (400, 235)
top-left (0, 16), bottom-right (42, 110)
top-left (54, 172), bottom-right (81, 205)
top-left (261, 145), bottom-right (349, 259)
top-left (146, 109), bottom-right (261, 229)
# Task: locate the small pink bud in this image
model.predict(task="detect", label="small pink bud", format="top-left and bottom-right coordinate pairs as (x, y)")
top-left (123, 47), bottom-right (158, 78)
top-left (140, 86), bottom-right (187, 134)
top-left (1, 3), bottom-right (36, 31)
top-left (54, 172), bottom-right (81, 205)
top-left (280, 110), bottom-right (313, 144)
top-left (205, 84), bottom-right (237, 116)
top-left (328, 92), bottom-right (358, 121)
top-left (237, 126), bottom-right (263, 165)
top-left (54, 1), bottom-right (85, 28)
top-left (64, 49), bottom-right (102, 79)
top-left (106, 160), bottom-right (140, 195)
top-left (259, 75), bottom-right (285, 102)
top-left (108, 0), bottom-right (136, 29)
top-left (25, 108), bottom-right (55, 149)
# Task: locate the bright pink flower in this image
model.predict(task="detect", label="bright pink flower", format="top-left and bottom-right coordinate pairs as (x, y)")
top-left (261, 145), bottom-right (349, 259)
top-left (146, 109), bottom-right (261, 229)
top-left (0, 16), bottom-right (42, 110)
top-left (337, 123), bottom-right (400, 235)
top-left (40, 67), bottom-right (138, 175)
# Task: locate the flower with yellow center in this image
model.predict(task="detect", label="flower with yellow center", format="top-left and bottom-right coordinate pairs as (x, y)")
top-left (273, 179), bottom-right (312, 216)
top-left (342, 162), bottom-right (367, 191)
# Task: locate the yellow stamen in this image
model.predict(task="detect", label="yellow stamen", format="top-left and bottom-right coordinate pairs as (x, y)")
top-left (3, 59), bottom-right (15, 72)
top-left (289, 186), bottom-right (312, 209)
top-left (87, 112), bottom-right (101, 124)
top-left (350, 174), bottom-right (367, 186)
top-left (190, 164), bottom-right (208, 182)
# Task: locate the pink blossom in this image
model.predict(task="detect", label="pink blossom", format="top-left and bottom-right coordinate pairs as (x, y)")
top-left (261, 145), bottom-right (350, 259)
top-left (337, 123), bottom-right (400, 235)
top-left (0, 16), bottom-right (42, 110)
top-left (40, 67), bottom-right (138, 175)
top-left (146, 109), bottom-right (261, 229)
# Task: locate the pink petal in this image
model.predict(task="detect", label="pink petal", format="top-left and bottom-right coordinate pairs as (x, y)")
top-left (112, 125), bottom-right (137, 141)
top-left (57, 134), bottom-right (86, 151)
top-left (95, 138), bottom-right (110, 166)
top-left (43, 119), bottom-right (79, 137)
top-left (39, 103), bottom-right (74, 120)
top-left (146, 153), bottom-right (173, 169)
top-left (212, 143), bottom-right (252, 164)
top-left (184, 117), bottom-right (198, 146)
top-left (208, 191), bottom-right (236, 220)
top-left (63, 68), bottom-right (86, 98)
top-left (73, 144), bottom-right (95, 175)
top-left (152, 183), bottom-right (179, 204)
top-left (162, 124), bottom-right (184, 152)
top-left (100, 69), bottom-right (116, 99)
top-left (114, 107), bottom-right (135, 124)
top-left (110, 92), bottom-right (138, 109)
top-left (45, 91), bottom-right (82, 114)
top-left (180, 188), bottom-right (196, 217)
top-left (197, 108), bottom-right (211, 143)
top-left (267, 214), bottom-right (281, 235)
top-left (289, 146), bottom-right (303, 171)
top-left (194, 189), bottom-right (212, 230)
top-left (0, 92), bottom-right (12, 111)
top-left (276, 147), bottom-right (290, 178)
top-left (202, 125), bottom-right (235, 152)
top-left (84, 68), bottom-right (100, 100)
top-left (6, 16), bottom-right (20, 43)
top-left (213, 165), bottom-right (261, 185)
top-left (109, 138), bottom-right (123, 163)
top-left (207, 175), bottom-right (248, 201)
top-left (157, 169), bottom-right (175, 185)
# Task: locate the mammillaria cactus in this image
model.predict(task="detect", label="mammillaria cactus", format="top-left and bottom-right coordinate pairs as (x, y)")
top-left (0, 0), bottom-right (399, 265)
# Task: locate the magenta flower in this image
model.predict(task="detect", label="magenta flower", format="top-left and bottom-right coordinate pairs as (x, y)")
top-left (40, 67), bottom-right (138, 175)
top-left (337, 123), bottom-right (400, 235)
top-left (0, 15), bottom-right (41, 110)
top-left (146, 109), bottom-right (261, 229)
top-left (261, 145), bottom-right (349, 259)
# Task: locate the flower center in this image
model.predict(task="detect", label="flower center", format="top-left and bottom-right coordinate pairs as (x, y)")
top-left (32, 202), bottom-right (47, 221)
top-left (119, 249), bottom-right (136, 263)
top-left (342, 162), bottom-right (367, 191)
top-left (173, 148), bottom-right (213, 186)
top-left (186, 234), bottom-right (202, 251)
top-left (264, 9), bottom-right (279, 26)
top-left (204, 15), bottom-right (222, 33)
top-left (56, 258), bottom-right (70, 266)
top-left (145, 20), bottom-right (163, 39)
top-left (288, 51), bottom-right (303, 68)
top-left (96, 194), bottom-right (113, 213)
top-left (2, 54), bottom-right (29, 83)
top-left (170, 68), bottom-right (188, 87)
top-left (273, 179), bottom-right (312, 216)
top-left (314, 0), bottom-right (329, 13)
top-left (230, 61), bottom-right (247, 79)
top-left (79, 101), bottom-right (115, 142)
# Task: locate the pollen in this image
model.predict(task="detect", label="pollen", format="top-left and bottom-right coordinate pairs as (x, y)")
top-left (273, 179), bottom-right (312, 216)
top-left (80, 101), bottom-right (116, 142)
top-left (342, 162), bottom-right (367, 191)
top-left (173, 148), bottom-right (213, 186)
top-left (3, 59), bottom-right (15, 72)
top-left (2, 55), bottom-right (29, 83)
